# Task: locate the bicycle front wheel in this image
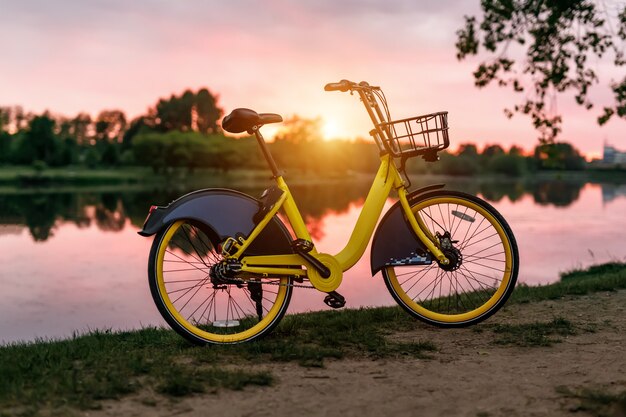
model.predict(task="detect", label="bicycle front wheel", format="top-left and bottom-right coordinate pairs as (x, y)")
top-left (148, 220), bottom-right (292, 345)
top-left (383, 190), bottom-right (519, 327)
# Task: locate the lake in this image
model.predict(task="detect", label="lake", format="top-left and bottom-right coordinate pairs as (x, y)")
top-left (1, 175), bottom-right (625, 343)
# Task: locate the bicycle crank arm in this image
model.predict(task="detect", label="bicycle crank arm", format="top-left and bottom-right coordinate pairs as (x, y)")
top-left (291, 238), bottom-right (331, 278)
top-left (296, 252), bottom-right (330, 278)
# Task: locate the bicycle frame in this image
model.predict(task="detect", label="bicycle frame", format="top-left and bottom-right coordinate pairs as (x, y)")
top-left (230, 150), bottom-right (448, 279)
top-left (144, 81), bottom-right (519, 346)
top-left (221, 80), bottom-right (450, 282)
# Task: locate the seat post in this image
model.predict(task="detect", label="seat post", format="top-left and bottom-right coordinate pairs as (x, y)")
top-left (253, 128), bottom-right (281, 178)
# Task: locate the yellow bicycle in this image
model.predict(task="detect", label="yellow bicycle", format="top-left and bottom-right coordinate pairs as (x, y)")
top-left (139, 80), bottom-right (519, 345)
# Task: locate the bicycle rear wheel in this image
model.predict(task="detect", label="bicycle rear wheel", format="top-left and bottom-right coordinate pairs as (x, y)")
top-left (383, 190), bottom-right (518, 327)
top-left (148, 220), bottom-right (292, 345)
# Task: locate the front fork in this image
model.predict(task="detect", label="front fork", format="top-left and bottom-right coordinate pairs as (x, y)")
top-left (397, 187), bottom-right (450, 265)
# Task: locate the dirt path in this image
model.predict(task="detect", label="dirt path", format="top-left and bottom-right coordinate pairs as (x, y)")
top-left (91, 290), bottom-right (626, 417)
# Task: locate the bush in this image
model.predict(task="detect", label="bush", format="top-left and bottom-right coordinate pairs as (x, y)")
top-left (101, 142), bottom-right (120, 166)
top-left (487, 154), bottom-right (526, 177)
top-left (132, 131), bottom-right (237, 173)
top-left (84, 148), bottom-right (100, 169)
top-left (31, 160), bottom-right (47, 174)
top-left (119, 149), bottom-right (135, 166)
top-left (435, 153), bottom-right (480, 176)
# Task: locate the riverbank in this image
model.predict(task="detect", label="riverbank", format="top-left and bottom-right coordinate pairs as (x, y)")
top-left (1, 263), bottom-right (625, 416)
top-left (0, 166), bottom-right (271, 186)
top-left (0, 166), bottom-right (624, 189)
top-left (0, 166), bottom-right (380, 192)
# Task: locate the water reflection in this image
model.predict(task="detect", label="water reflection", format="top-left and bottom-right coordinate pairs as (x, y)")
top-left (602, 183), bottom-right (626, 204)
top-left (1, 177), bottom-right (625, 343)
top-left (0, 178), bottom-right (608, 243)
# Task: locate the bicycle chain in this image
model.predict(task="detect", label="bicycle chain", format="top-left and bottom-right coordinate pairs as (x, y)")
top-left (219, 275), bottom-right (316, 290)
top-left (262, 280), bottom-right (315, 289)
top-left (208, 260), bottom-right (316, 289)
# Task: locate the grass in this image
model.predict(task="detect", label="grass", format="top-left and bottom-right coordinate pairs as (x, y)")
top-left (487, 317), bottom-right (576, 347)
top-left (0, 166), bottom-right (152, 185)
top-left (556, 386), bottom-right (626, 417)
top-left (0, 166), bottom-right (279, 188)
top-left (0, 166), bottom-right (368, 187)
top-left (560, 262), bottom-right (626, 281)
top-left (509, 262), bottom-right (626, 304)
top-left (0, 328), bottom-right (273, 413)
top-left (0, 307), bottom-right (435, 414)
top-left (1, 262), bottom-right (624, 414)
top-left (190, 306), bottom-right (438, 369)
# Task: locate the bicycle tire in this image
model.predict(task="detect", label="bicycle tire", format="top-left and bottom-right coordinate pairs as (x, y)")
top-left (382, 190), bottom-right (519, 327)
top-left (148, 220), bottom-right (292, 345)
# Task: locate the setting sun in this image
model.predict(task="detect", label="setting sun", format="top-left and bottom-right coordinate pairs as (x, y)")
top-left (323, 119), bottom-right (340, 140)
top-left (1, 2), bottom-right (626, 415)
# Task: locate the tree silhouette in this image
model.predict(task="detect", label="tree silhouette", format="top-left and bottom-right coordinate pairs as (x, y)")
top-left (274, 115), bottom-right (323, 144)
top-left (456, 1), bottom-right (626, 142)
top-left (154, 88), bottom-right (223, 134)
top-left (95, 110), bottom-right (127, 143)
top-left (70, 113), bottom-right (92, 144)
top-left (534, 142), bottom-right (585, 170)
top-left (25, 114), bottom-right (59, 164)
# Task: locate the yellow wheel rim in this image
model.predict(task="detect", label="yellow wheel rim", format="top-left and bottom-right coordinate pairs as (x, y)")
top-left (156, 221), bottom-right (289, 343)
top-left (387, 196), bottom-right (514, 323)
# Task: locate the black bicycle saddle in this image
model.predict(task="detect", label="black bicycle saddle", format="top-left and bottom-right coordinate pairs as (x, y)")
top-left (222, 108), bottom-right (282, 134)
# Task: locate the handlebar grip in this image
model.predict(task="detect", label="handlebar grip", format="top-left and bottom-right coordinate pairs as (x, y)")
top-left (324, 79), bottom-right (353, 92)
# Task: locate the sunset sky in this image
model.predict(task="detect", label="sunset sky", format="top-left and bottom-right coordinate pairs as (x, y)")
top-left (1, 0), bottom-right (624, 157)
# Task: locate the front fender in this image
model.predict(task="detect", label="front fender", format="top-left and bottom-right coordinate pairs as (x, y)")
top-left (370, 184), bottom-right (445, 275)
top-left (138, 188), bottom-right (294, 256)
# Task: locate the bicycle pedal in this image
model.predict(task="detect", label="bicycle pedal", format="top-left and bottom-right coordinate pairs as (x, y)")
top-left (323, 291), bottom-right (346, 309)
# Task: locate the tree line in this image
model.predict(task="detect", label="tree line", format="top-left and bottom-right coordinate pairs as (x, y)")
top-left (0, 88), bottom-right (223, 169)
top-left (0, 87), bottom-right (587, 177)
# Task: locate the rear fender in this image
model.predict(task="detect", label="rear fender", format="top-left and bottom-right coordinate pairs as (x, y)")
top-left (370, 184), bottom-right (445, 275)
top-left (138, 188), bottom-right (294, 256)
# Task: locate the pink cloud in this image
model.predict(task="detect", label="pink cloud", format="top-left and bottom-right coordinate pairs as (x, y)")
top-left (0, 1), bottom-right (623, 156)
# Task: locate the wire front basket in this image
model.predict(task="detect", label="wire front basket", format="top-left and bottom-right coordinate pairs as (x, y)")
top-left (376, 111), bottom-right (449, 159)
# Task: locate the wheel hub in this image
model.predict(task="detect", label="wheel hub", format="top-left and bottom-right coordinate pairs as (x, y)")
top-left (209, 260), bottom-right (243, 287)
top-left (438, 247), bottom-right (462, 272)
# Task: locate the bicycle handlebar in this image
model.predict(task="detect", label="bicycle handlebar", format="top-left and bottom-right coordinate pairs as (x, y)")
top-left (324, 79), bottom-right (390, 149)
top-left (324, 79), bottom-right (354, 92)
top-left (324, 79), bottom-right (376, 92)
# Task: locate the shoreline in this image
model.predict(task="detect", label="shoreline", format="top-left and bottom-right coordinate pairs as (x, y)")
top-left (1, 262), bottom-right (625, 416)
top-left (0, 166), bottom-right (624, 191)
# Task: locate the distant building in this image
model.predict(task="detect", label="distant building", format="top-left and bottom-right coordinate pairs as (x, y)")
top-left (603, 143), bottom-right (626, 164)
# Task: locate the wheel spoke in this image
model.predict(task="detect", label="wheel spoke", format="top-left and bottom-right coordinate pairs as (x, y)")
top-left (177, 277), bottom-right (210, 311)
top-left (164, 259), bottom-right (210, 265)
top-left (403, 265), bottom-right (437, 295)
top-left (199, 291), bottom-right (217, 323)
top-left (165, 249), bottom-right (208, 274)
top-left (461, 232), bottom-right (500, 250)
top-left (165, 278), bottom-right (209, 283)
top-left (153, 220), bottom-right (291, 343)
top-left (163, 267), bottom-right (210, 273)
top-left (180, 224), bottom-right (210, 267)
top-left (384, 193), bottom-right (517, 324)
top-left (464, 251), bottom-right (505, 262)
